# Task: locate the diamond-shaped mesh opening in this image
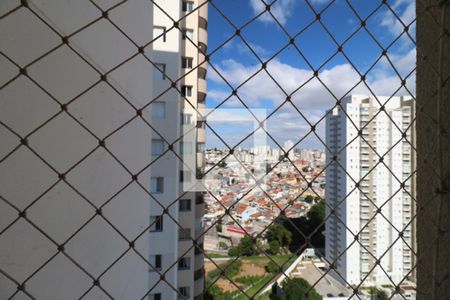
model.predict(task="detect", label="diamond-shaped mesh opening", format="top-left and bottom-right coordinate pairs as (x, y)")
top-left (1, 0), bottom-right (449, 299)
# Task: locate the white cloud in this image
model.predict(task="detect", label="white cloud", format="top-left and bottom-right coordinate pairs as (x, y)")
top-left (240, 42), bottom-right (270, 58)
top-left (206, 51), bottom-right (415, 146)
top-left (205, 33), bottom-right (416, 147)
top-left (379, 48), bottom-right (416, 77)
top-left (380, 0), bottom-right (415, 40)
top-left (221, 39), bottom-right (270, 59)
top-left (209, 56), bottom-right (414, 106)
top-left (249, 0), bottom-right (295, 25)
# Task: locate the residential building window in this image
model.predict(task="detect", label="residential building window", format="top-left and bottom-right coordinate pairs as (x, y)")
top-left (151, 177), bottom-right (164, 193)
top-left (152, 139), bottom-right (165, 156)
top-left (150, 294), bottom-right (161, 300)
top-left (182, 57), bottom-right (193, 69)
top-left (178, 287), bottom-right (190, 299)
top-left (196, 120), bottom-right (205, 128)
top-left (178, 228), bottom-right (191, 240)
top-left (196, 193), bottom-right (204, 204)
top-left (182, 1), bottom-right (194, 12)
top-left (180, 141), bottom-right (193, 155)
top-left (179, 170), bottom-right (191, 182)
top-left (181, 85), bottom-right (192, 97)
top-left (197, 142), bottom-right (205, 152)
top-left (179, 199), bottom-right (191, 212)
top-left (150, 254), bottom-right (162, 271)
top-left (150, 215), bottom-right (163, 232)
top-left (182, 113), bottom-right (192, 125)
top-left (153, 63), bottom-right (166, 80)
top-left (178, 257), bottom-right (191, 270)
top-left (151, 101), bottom-right (166, 119)
top-left (194, 268), bottom-right (204, 281)
top-left (153, 26), bottom-right (166, 42)
top-left (182, 28), bottom-right (194, 40)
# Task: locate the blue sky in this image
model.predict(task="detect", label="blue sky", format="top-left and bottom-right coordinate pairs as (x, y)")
top-left (202, 0), bottom-right (416, 149)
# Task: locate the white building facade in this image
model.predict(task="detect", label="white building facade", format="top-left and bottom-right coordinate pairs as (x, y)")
top-left (149, 1), bottom-right (207, 299)
top-left (325, 95), bottom-right (415, 286)
top-left (0, 0), bottom-right (206, 299)
top-left (0, 1), bottom-right (156, 299)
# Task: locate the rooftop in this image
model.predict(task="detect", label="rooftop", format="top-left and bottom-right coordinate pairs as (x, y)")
top-left (291, 259), bottom-right (351, 299)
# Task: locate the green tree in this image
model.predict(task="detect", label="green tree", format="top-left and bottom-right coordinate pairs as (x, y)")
top-left (228, 246), bottom-right (239, 257)
top-left (368, 287), bottom-right (389, 300)
top-left (267, 240), bottom-right (281, 255)
top-left (267, 224), bottom-right (293, 249)
top-left (276, 278), bottom-right (322, 300)
top-left (282, 201), bottom-right (326, 253)
top-left (218, 161), bottom-right (227, 168)
top-left (304, 195), bottom-right (314, 203)
top-left (218, 241), bottom-right (228, 250)
top-left (215, 223), bottom-right (222, 233)
top-left (265, 261), bottom-right (279, 273)
top-left (307, 200), bottom-right (325, 226)
top-left (237, 236), bottom-right (258, 256)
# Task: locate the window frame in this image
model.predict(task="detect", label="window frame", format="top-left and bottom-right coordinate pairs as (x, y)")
top-left (150, 254), bottom-right (162, 271)
top-left (181, 56), bottom-right (193, 69)
top-left (182, 28), bottom-right (194, 40)
top-left (153, 26), bottom-right (166, 42)
top-left (178, 257), bottom-right (191, 270)
top-left (154, 63), bottom-right (166, 80)
top-left (179, 199), bottom-right (191, 212)
top-left (151, 177), bottom-right (164, 194)
top-left (178, 227), bottom-right (191, 241)
top-left (150, 215), bottom-right (163, 232)
top-left (150, 293), bottom-right (161, 300)
top-left (179, 170), bottom-right (192, 183)
top-left (182, 1), bottom-right (194, 12)
top-left (182, 85), bottom-right (193, 97)
top-left (180, 141), bottom-right (193, 155)
top-left (151, 101), bottom-right (166, 119)
top-left (178, 286), bottom-right (190, 299)
top-left (181, 113), bottom-right (192, 125)
top-left (194, 268), bottom-right (204, 281)
top-left (151, 139), bottom-right (165, 156)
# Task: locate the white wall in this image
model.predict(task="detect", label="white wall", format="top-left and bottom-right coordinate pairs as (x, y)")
top-left (0, 1), bottom-right (154, 299)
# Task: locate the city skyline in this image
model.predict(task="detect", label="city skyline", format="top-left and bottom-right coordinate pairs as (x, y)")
top-left (0, 0), bottom-right (426, 300)
top-left (204, 0), bottom-right (416, 149)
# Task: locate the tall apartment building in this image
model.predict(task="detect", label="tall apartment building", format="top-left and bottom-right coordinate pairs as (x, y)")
top-left (149, 1), bottom-right (207, 299)
top-left (0, 0), bottom-right (206, 299)
top-left (0, 1), bottom-right (156, 299)
top-left (325, 95), bottom-right (415, 286)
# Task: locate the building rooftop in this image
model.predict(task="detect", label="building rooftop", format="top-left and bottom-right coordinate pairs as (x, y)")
top-left (291, 260), bottom-right (351, 299)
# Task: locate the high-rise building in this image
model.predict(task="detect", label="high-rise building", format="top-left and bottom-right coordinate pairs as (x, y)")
top-left (149, 1), bottom-right (207, 299)
top-left (0, 1), bottom-right (156, 299)
top-left (0, 1), bottom-right (207, 299)
top-left (325, 95), bottom-right (415, 286)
